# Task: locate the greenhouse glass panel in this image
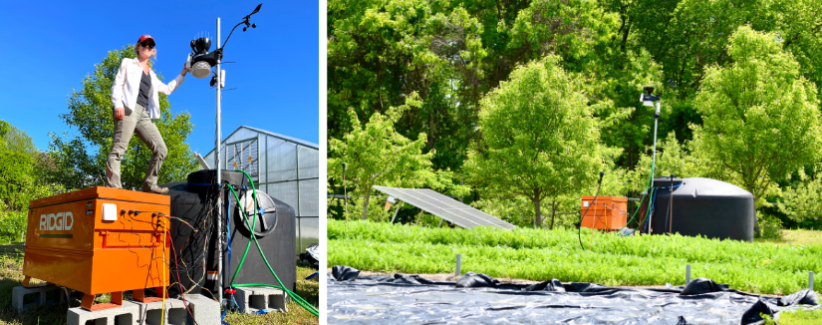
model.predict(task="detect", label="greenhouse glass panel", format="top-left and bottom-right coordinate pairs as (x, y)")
top-left (203, 144), bottom-right (226, 170)
top-left (226, 138), bottom-right (259, 177)
top-left (224, 128), bottom-right (257, 144)
top-left (203, 126), bottom-right (318, 256)
top-left (267, 137), bottom-right (298, 182)
top-left (267, 181), bottom-right (299, 215)
top-left (298, 146), bottom-right (319, 179)
top-left (299, 179), bottom-right (319, 217)
top-left (298, 217), bottom-right (319, 253)
top-left (258, 134), bottom-right (266, 184)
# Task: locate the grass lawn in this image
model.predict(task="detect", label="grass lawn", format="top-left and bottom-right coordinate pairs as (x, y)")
top-left (329, 220), bottom-right (822, 295)
top-left (755, 229), bottom-right (822, 246)
top-left (223, 263), bottom-right (319, 324)
top-left (0, 244), bottom-right (319, 325)
top-left (766, 309), bottom-right (822, 325)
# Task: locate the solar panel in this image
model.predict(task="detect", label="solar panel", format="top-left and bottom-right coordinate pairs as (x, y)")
top-left (373, 186), bottom-right (516, 230)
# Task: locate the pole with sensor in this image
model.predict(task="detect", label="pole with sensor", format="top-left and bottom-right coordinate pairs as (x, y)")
top-left (187, 4), bottom-right (262, 308)
top-left (640, 87), bottom-right (660, 234)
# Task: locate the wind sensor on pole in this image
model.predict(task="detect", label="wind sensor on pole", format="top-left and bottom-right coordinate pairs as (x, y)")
top-left (641, 86), bottom-right (661, 234)
top-left (184, 3), bottom-right (263, 308)
top-left (186, 3), bottom-right (262, 82)
top-left (640, 86), bottom-right (661, 114)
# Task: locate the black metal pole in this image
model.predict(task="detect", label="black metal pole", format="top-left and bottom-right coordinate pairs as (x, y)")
top-left (669, 174), bottom-right (674, 234)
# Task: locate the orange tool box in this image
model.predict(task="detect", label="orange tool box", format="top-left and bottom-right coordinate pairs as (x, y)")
top-left (23, 187), bottom-right (170, 311)
top-left (580, 196), bottom-right (628, 230)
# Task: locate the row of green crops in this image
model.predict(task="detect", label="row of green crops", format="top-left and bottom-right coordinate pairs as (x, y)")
top-left (328, 220), bottom-right (822, 295)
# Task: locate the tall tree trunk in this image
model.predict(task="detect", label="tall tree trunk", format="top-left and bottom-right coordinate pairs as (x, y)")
top-left (550, 200), bottom-right (558, 230)
top-left (534, 197), bottom-right (542, 228)
top-left (620, 22), bottom-right (631, 53)
top-left (362, 187), bottom-right (372, 220)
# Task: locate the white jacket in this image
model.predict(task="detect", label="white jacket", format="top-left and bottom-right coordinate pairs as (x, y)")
top-left (111, 58), bottom-right (185, 119)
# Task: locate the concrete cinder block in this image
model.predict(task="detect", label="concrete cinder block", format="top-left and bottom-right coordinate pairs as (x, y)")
top-left (67, 301), bottom-right (140, 325)
top-left (135, 299), bottom-right (189, 325)
top-left (235, 287), bottom-right (289, 314)
top-left (12, 285), bottom-right (65, 312)
top-left (66, 294), bottom-right (219, 325)
top-left (178, 294), bottom-right (220, 325)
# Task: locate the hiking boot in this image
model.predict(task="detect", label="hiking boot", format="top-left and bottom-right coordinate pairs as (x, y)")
top-left (144, 186), bottom-right (169, 194)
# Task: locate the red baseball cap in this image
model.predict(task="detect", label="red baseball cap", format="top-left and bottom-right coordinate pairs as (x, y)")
top-left (137, 35), bottom-right (156, 46)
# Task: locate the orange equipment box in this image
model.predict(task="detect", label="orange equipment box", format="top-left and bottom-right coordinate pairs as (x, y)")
top-left (580, 196), bottom-right (628, 230)
top-left (23, 187), bottom-right (170, 310)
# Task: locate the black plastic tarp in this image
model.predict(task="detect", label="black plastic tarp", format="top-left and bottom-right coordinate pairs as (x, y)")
top-left (327, 266), bottom-right (818, 324)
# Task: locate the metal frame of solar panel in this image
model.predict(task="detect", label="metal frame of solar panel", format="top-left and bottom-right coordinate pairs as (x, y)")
top-left (373, 186), bottom-right (516, 229)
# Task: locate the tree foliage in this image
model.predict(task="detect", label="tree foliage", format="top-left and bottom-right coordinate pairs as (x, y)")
top-left (464, 56), bottom-right (602, 228)
top-left (624, 131), bottom-right (708, 193)
top-left (327, 93), bottom-right (467, 221)
top-left (0, 120), bottom-right (63, 243)
top-left (0, 120), bottom-right (60, 211)
top-left (328, 0), bottom-right (487, 171)
top-left (690, 25), bottom-right (822, 205)
top-left (778, 167), bottom-right (822, 229)
top-left (50, 46), bottom-right (198, 190)
top-left (328, 0), bottom-right (822, 231)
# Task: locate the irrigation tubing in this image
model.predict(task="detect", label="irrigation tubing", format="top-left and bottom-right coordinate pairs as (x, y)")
top-left (624, 171), bottom-right (655, 227)
top-left (228, 186), bottom-right (319, 316)
top-left (226, 190), bottom-right (233, 310)
top-left (635, 183), bottom-right (682, 234)
top-left (227, 170), bottom-right (319, 317)
top-left (644, 188), bottom-right (657, 233)
top-left (647, 183), bottom-right (681, 233)
top-left (623, 176), bottom-right (684, 234)
top-left (635, 187), bottom-right (655, 233)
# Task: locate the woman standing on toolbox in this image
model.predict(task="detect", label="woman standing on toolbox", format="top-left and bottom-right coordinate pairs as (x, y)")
top-left (106, 35), bottom-right (189, 194)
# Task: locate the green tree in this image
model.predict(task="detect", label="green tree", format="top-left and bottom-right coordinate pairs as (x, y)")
top-left (50, 45), bottom-right (198, 190)
top-left (503, 0), bottom-right (619, 75)
top-left (464, 56), bottom-right (602, 228)
top-left (470, 146), bottom-right (626, 230)
top-left (690, 25), bottom-right (822, 206)
top-left (777, 167), bottom-right (822, 229)
top-left (0, 120), bottom-right (34, 211)
top-left (624, 131), bottom-right (709, 193)
top-left (621, 0), bottom-right (822, 98)
top-left (328, 94), bottom-right (466, 221)
top-left (591, 49), bottom-right (667, 168)
top-left (0, 120), bottom-right (63, 243)
top-left (0, 120), bottom-right (59, 210)
top-left (598, 0), bottom-right (822, 166)
top-left (328, 0), bottom-right (486, 172)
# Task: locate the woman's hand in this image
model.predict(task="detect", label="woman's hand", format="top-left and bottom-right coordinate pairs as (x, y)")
top-left (181, 62), bottom-right (190, 77)
top-left (114, 108), bottom-right (125, 120)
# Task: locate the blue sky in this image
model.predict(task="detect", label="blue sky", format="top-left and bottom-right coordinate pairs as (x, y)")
top-left (0, 0), bottom-right (319, 154)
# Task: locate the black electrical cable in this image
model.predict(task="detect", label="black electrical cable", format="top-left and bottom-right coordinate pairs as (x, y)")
top-left (169, 235), bottom-right (200, 325)
top-left (579, 172), bottom-right (604, 251)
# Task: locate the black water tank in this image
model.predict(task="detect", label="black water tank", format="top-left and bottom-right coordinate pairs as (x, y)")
top-left (650, 177), bottom-right (754, 241)
top-left (162, 170), bottom-right (296, 298)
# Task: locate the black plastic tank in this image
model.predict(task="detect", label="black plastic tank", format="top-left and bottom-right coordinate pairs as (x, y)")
top-left (162, 170), bottom-right (296, 298)
top-left (649, 177), bottom-right (754, 241)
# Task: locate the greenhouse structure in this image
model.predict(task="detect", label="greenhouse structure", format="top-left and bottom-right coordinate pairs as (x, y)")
top-left (204, 126), bottom-right (319, 254)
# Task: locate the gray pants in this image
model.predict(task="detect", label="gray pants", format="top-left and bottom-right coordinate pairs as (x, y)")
top-left (105, 103), bottom-right (167, 190)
